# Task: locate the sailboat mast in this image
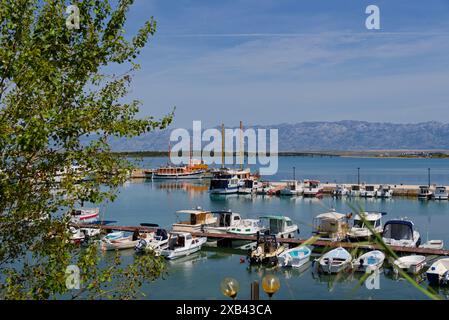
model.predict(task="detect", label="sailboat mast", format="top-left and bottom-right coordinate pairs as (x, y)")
top-left (240, 120), bottom-right (243, 170)
top-left (221, 123), bottom-right (225, 169)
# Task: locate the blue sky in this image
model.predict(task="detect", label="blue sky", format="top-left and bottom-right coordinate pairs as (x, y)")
top-left (122, 0), bottom-right (449, 127)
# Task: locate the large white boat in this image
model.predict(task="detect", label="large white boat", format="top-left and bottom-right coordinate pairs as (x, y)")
top-left (172, 208), bottom-right (217, 233)
top-left (303, 180), bottom-right (323, 197)
top-left (203, 210), bottom-right (242, 234)
top-left (209, 168), bottom-right (250, 194)
top-left (279, 180), bottom-right (303, 196)
top-left (418, 185), bottom-right (433, 200)
top-left (259, 215), bottom-right (298, 238)
top-left (382, 219), bottom-right (421, 247)
top-left (238, 178), bottom-right (263, 194)
top-left (159, 232), bottom-right (207, 260)
top-left (312, 211), bottom-right (350, 241)
top-left (360, 185), bottom-right (376, 198)
top-left (347, 211), bottom-right (385, 240)
top-left (376, 185), bottom-right (393, 198)
top-left (69, 208), bottom-right (100, 224)
top-left (348, 185), bottom-right (361, 197)
top-left (227, 219), bottom-right (267, 236)
top-left (433, 186), bottom-right (448, 200)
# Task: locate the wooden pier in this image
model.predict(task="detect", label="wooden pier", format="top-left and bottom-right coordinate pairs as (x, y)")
top-left (74, 223), bottom-right (449, 256)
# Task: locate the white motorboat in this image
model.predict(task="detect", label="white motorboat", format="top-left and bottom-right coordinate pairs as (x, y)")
top-left (313, 211), bottom-right (350, 241)
top-left (376, 185), bottom-right (393, 198)
top-left (227, 219), bottom-right (267, 236)
top-left (360, 185), bottom-right (376, 198)
top-left (203, 210), bottom-right (242, 234)
top-left (238, 178), bottom-right (263, 194)
top-left (135, 228), bottom-right (169, 254)
top-left (278, 246), bottom-right (311, 268)
top-left (100, 231), bottom-right (142, 251)
top-left (352, 250), bottom-right (385, 272)
top-left (348, 185), bottom-right (361, 197)
top-left (279, 180), bottom-right (303, 196)
top-left (433, 186), bottom-right (448, 200)
top-left (209, 168), bottom-right (250, 194)
top-left (419, 240), bottom-right (444, 250)
top-left (69, 226), bottom-right (101, 244)
top-left (318, 247), bottom-right (352, 274)
top-left (418, 185), bottom-right (433, 200)
top-left (426, 258), bottom-right (449, 285)
top-left (333, 184), bottom-right (349, 197)
top-left (172, 208), bottom-right (217, 233)
top-left (382, 219), bottom-right (421, 247)
top-left (69, 208), bottom-right (100, 224)
top-left (347, 211), bottom-right (385, 240)
top-left (303, 180), bottom-right (323, 197)
top-left (259, 215), bottom-right (298, 238)
top-left (159, 232), bottom-right (207, 260)
top-left (393, 255), bottom-right (426, 274)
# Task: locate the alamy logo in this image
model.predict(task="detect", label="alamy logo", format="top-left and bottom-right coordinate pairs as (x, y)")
top-left (170, 121), bottom-right (278, 175)
top-left (66, 5), bottom-right (80, 30)
top-left (65, 265), bottom-right (80, 289)
top-left (365, 269), bottom-right (380, 290)
top-left (365, 5), bottom-right (381, 30)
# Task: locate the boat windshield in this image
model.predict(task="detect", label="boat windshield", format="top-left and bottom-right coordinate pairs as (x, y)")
top-left (210, 179), bottom-right (230, 189)
top-left (383, 223), bottom-right (413, 240)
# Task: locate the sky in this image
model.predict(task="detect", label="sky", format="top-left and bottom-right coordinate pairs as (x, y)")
top-left (121, 0), bottom-right (449, 127)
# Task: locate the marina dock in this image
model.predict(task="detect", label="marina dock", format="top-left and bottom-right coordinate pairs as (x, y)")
top-left (74, 223), bottom-right (449, 256)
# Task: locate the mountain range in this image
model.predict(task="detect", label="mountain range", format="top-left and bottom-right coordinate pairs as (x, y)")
top-left (103, 120), bottom-right (449, 151)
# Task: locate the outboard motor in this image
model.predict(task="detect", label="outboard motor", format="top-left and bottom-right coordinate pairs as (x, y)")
top-left (135, 239), bottom-right (147, 253)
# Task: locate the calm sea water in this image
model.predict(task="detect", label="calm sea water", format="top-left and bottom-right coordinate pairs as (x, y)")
top-left (100, 157), bottom-right (449, 300)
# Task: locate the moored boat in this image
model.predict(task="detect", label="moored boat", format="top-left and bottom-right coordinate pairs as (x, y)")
top-left (227, 218), bottom-right (267, 236)
top-left (203, 210), bottom-right (242, 234)
top-left (279, 180), bottom-right (303, 196)
top-left (172, 208), bottom-right (218, 233)
top-left (159, 232), bottom-right (207, 259)
top-left (278, 246), bottom-right (311, 268)
top-left (360, 185), bottom-right (376, 198)
top-left (135, 228), bottom-right (169, 254)
top-left (152, 159), bottom-right (207, 180)
top-left (313, 211), bottom-right (350, 241)
top-left (303, 180), bottom-right (323, 197)
top-left (418, 185), bottom-right (433, 200)
top-left (348, 185), bottom-right (361, 197)
top-left (393, 255), bottom-right (426, 274)
top-left (347, 211), bottom-right (385, 240)
top-left (248, 233), bottom-right (285, 266)
top-left (318, 247), bottom-right (352, 274)
top-left (333, 184), bottom-right (349, 197)
top-left (382, 218), bottom-right (421, 247)
top-left (433, 186), bottom-right (448, 200)
top-left (426, 258), bottom-right (449, 285)
top-left (352, 250), bottom-right (385, 272)
top-left (69, 208), bottom-right (100, 224)
top-left (376, 185), bottom-right (393, 198)
top-left (259, 215), bottom-right (298, 238)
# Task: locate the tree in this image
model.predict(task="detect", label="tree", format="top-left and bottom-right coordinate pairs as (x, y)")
top-left (0, 0), bottom-right (172, 299)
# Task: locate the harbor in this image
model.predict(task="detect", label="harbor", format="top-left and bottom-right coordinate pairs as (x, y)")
top-left (70, 156), bottom-right (449, 300)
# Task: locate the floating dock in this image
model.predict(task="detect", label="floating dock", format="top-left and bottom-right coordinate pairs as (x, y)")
top-left (74, 223), bottom-right (449, 256)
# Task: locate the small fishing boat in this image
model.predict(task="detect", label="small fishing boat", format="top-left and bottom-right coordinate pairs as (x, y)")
top-left (426, 258), bottom-right (449, 285)
top-left (135, 228), bottom-right (169, 254)
top-left (382, 219), bottom-right (421, 247)
top-left (159, 232), bottom-right (207, 260)
top-left (376, 185), bottom-right (393, 198)
top-left (69, 208), bottom-right (100, 224)
top-left (352, 250), bottom-right (385, 272)
top-left (203, 210), bottom-right (242, 234)
top-left (348, 185), bottom-right (361, 197)
top-left (100, 230), bottom-right (145, 251)
top-left (248, 233), bottom-right (285, 266)
top-left (393, 255), bottom-right (426, 274)
top-left (360, 185), bottom-right (376, 198)
top-left (278, 246), bottom-right (311, 268)
top-left (172, 207), bottom-right (217, 233)
top-left (433, 186), bottom-right (448, 200)
top-left (318, 247), bottom-right (352, 274)
top-left (303, 180), bottom-right (323, 197)
top-left (313, 211), bottom-right (350, 241)
top-left (279, 180), bottom-right (303, 196)
top-left (418, 185), bottom-right (433, 200)
top-left (347, 211), bottom-right (385, 240)
top-left (227, 219), bottom-right (267, 236)
top-left (69, 226), bottom-right (101, 244)
top-left (257, 181), bottom-right (275, 195)
top-left (419, 240), bottom-right (444, 250)
top-left (333, 184), bottom-right (349, 197)
top-left (259, 215), bottom-right (298, 238)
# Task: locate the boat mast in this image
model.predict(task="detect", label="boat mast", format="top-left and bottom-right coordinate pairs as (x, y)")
top-left (240, 120), bottom-right (243, 170)
top-left (168, 141), bottom-right (171, 165)
top-left (221, 123), bottom-right (225, 169)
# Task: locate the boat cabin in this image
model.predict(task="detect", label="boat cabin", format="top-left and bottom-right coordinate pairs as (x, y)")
top-left (313, 211), bottom-right (350, 241)
top-left (172, 208), bottom-right (217, 232)
top-left (382, 219), bottom-right (421, 247)
top-left (365, 185), bottom-right (375, 192)
top-left (260, 216), bottom-right (296, 235)
top-left (213, 210), bottom-right (241, 227)
top-left (167, 232), bottom-right (192, 250)
top-left (351, 185), bottom-right (360, 191)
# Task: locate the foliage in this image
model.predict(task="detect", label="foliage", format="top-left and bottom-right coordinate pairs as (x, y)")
top-left (0, 0), bottom-right (172, 299)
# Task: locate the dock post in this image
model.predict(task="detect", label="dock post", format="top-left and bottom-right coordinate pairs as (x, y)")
top-left (251, 281), bottom-right (260, 300)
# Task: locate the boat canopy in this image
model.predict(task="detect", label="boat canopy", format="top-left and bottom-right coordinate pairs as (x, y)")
top-left (383, 220), bottom-right (414, 240)
top-left (315, 212), bottom-right (346, 221)
top-left (259, 215), bottom-right (291, 221)
top-left (354, 212), bottom-right (384, 221)
top-left (176, 210), bottom-right (209, 215)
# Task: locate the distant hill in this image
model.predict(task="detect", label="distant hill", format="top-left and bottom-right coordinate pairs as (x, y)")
top-left (100, 120), bottom-right (449, 151)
